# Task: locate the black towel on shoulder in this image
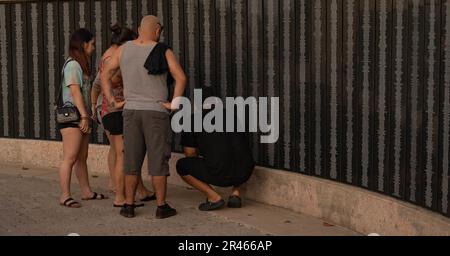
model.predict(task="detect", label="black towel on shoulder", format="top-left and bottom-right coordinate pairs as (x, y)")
top-left (143, 43), bottom-right (175, 86)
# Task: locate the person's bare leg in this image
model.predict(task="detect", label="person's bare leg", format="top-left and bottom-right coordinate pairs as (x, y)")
top-left (74, 133), bottom-right (94, 198)
top-left (59, 128), bottom-right (83, 203)
top-left (231, 186), bottom-right (240, 197)
top-left (125, 175), bottom-right (138, 205)
top-left (137, 176), bottom-right (153, 199)
top-left (106, 132), bottom-right (116, 192)
top-left (111, 135), bottom-right (126, 205)
top-left (152, 176), bottom-right (170, 206)
top-left (180, 175), bottom-right (222, 202)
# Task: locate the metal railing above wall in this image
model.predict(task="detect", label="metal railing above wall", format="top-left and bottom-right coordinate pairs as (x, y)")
top-left (1, 0), bottom-right (450, 219)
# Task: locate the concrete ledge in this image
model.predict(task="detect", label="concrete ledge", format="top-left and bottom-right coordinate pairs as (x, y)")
top-left (1, 138), bottom-right (450, 235)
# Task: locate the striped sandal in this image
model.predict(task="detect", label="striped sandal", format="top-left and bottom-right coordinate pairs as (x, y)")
top-left (60, 198), bottom-right (81, 208)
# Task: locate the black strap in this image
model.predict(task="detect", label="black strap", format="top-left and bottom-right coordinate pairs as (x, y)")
top-left (63, 197), bottom-right (75, 206)
top-left (55, 58), bottom-right (76, 108)
top-left (67, 201), bottom-right (79, 207)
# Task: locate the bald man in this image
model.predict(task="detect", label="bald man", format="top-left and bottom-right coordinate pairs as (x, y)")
top-left (101, 15), bottom-right (187, 219)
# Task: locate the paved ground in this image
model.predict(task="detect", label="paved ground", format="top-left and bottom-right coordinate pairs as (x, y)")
top-left (0, 164), bottom-right (359, 236)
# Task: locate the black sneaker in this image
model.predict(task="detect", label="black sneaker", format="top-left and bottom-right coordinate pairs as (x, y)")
top-left (227, 195), bottom-right (242, 208)
top-left (120, 204), bottom-right (135, 218)
top-left (199, 198), bottom-right (225, 211)
top-left (156, 203), bottom-right (177, 219)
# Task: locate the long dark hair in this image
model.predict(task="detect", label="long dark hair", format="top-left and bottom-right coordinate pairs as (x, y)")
top-left (110, 24), bottom-right (137, 46)
top-left (69, 28), bottom-right (94, 76)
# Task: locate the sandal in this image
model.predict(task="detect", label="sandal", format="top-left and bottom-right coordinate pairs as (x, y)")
top-left (140, 193), bottom-right (157, 202)
top-left (82, 192), bottom-right (108, 201)
top-left (60, 198), bottom-right (81, 208)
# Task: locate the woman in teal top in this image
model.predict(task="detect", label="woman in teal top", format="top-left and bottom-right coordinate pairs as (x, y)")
top-left (58, 28), bottom-right (107, 208)
top-left (60, 59), bottom-right (92, 116)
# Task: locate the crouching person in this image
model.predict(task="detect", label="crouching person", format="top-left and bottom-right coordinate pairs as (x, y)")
top-left (176, 109), bottom-right (255, 211)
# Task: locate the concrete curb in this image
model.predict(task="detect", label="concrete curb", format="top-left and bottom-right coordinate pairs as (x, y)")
top-left (1, 138), bottom-right (449, 235)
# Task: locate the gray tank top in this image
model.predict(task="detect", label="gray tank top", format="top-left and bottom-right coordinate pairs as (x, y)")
top-left (120, 41), bottom-right (168, 112)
